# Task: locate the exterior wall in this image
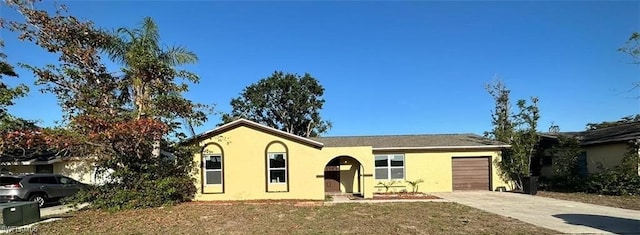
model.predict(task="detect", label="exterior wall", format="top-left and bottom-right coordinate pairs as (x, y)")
top-left (195, 126), bottom-right (329, 201)
top-left (339, 157), bottom-right (359, 193)
top-left (53, 161), bottom-right (96, 184)
top-left (584, 143), bottom-right (628, 173)
top-left (2, 165), bottom-right (34, 174)
top-left (1, 162), bottom-right (98, 184)
top-left (373, 150), bottom-right (511, 193)
top-left (318, 147), bottom-right (374, 198)
top-left (192, 125), bottom-right (510, 201)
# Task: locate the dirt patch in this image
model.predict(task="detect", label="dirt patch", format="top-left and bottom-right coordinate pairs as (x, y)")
top-left (17, 202), bottom-right (557, 234)
top-left (372, 192), bottom-right (441, 200)
top-left (537, 191), bottom-right (640, 210)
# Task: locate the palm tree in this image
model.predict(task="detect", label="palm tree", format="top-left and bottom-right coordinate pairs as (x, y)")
top-left (104, 17), bottom-right (201, 157)
top-left (104, 17), bottom-right (199, 119)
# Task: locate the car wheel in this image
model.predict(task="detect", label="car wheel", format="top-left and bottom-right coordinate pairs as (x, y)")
top-left (28, 194), bottom-right (46, 207)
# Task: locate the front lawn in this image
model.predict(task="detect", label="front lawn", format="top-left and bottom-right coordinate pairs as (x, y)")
top-left (23, 202), bottom-right (556, 234)
top-left (538, 191), bottom-right (640, 210)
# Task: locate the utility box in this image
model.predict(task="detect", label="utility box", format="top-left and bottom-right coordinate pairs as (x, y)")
top-left (0, 201), bottom-right (41, 226)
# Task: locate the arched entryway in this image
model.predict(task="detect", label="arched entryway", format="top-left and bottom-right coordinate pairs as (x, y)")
top-left (324, 156), bottom-right (364, 196)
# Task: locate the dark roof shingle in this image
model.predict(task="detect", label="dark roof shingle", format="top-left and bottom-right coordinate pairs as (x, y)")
top-left (539, 121), bottom-right (640, 146)
top-left (580, 122), bottom-right (640, 145)
top-left (311, 134), bottom-right (506, 148)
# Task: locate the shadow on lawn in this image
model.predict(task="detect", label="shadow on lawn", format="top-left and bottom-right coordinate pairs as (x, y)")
top-left (553, 214), bottom-right (640, 234)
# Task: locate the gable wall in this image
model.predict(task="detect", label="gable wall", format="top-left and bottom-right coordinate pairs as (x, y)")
top-left (195, 126), bottom-right (329, 201)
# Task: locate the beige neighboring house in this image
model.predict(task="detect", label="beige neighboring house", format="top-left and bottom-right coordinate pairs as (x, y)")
top-left (535, 121), bottom-right (640, 178)
top-left (0, 150), bottom-right (102, 184)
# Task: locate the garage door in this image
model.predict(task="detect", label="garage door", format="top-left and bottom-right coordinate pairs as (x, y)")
top-left (452, 157), bottom-right (490, 190)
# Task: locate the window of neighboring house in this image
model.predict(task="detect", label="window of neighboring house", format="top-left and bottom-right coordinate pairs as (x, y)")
top-left (203, 155), bottom-right (223, 185)
top-left (268, 153), bottom-right (286, 183)
top-left (35, 165), bottom-right (54, 174)
top-left (375, 154), bottom-right (405, 180)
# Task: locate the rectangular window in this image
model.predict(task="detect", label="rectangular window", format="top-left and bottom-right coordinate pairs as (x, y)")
top-left (374, 154), bottom-right (404, 180)
top-left (203, 155), bottom-right (222, 185)
top-left (268, 153), bottom-right (287, 183)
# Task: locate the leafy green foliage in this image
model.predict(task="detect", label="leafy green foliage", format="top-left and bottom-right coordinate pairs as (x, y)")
top-left (222, 71), bottom-right (331, 137)
top-left (619, 32), bottom-right (640, 65)
top-left (543, 140), bottom-right (640, 195)
top-left (586, 114), bottom-right (640, 130)
top-left (104, 16), bottom-right (207, 125)
top-left (550, 136), bottom-right (582, 177)
top-left (583, 169), bottom-right (640, 196)
top-left (65, 175), bottom-right (195, 211)
top-left (3, 2), bottom-right (203, 210)
top-left (405, 179), bottom-right (424, 193)
top-left (485, 80), bottom-right (540, 191)
top-left (0, 40), bottom-right (29, 136)
top-left (618, 32), bottom-right (640, 93)
top-left (377, 181), bottom-right (398, 193)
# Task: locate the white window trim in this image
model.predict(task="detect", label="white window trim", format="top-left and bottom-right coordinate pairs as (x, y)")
top-left (267, 152), bottom-right (287, 184)
top-left (203, 154), bottom-right (223, 185)
top-left (374, 154), bottom-right (405, 180)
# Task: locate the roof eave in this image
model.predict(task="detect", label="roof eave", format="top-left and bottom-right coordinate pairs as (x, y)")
top-left (188, 119), bottom-right (325, 149)
top-left (372, 145), bottom-right (511, 151)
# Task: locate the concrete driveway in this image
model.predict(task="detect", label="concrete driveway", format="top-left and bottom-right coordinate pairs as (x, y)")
top-left (433, 191), bottom-right (640, 234)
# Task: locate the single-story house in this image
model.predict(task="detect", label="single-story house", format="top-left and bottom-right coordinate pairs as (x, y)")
top-left (0, 150), bottom-right (101, 184)
top-left (535, 121), bottom-right (640, 178)
top-left (187, 119), bottom-right (511, 201)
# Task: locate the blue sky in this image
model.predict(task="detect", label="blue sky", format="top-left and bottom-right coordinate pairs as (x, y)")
top-left (1, 1), bottom-right (639, 136)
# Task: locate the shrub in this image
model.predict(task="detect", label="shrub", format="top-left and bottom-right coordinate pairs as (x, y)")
top-left (64, 144), bottom-right (198, 211)
top-left (65, 175), bottom-right (196, 211)
top-left (584, 170), bottom-right (640, 196)
top-left (541, 168), bottom-right (640, 196)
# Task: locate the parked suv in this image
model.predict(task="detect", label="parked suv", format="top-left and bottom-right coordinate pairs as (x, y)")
top-left (0, 173), bottom-right (87, 207)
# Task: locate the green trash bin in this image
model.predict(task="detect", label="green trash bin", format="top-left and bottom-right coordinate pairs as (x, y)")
top-left (0, 201), bottom-right (40, 226)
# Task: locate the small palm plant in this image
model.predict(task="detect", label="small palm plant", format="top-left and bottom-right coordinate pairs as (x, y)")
top-left (406, 179), bottom-right (425, 193)
top-left (377, 181), bottom-right (398, 193)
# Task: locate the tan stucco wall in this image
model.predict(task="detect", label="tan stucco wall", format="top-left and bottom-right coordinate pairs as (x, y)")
top-left (373, 150), bottom-right (511, 193)
top-left (584, 143), bottom-right (628, 173)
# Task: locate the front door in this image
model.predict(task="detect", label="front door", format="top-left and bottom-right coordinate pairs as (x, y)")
top-left (324, 165), bottom-right (340, 192)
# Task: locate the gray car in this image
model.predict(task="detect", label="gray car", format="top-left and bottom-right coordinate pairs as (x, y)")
top-left (0, 173), bottom-right (87, 207)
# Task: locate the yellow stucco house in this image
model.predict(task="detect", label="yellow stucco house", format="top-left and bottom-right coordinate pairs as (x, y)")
top-left (189, 119), bottom-right (511, 201)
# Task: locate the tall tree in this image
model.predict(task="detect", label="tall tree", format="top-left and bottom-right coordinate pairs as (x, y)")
top-left (586, 114), bottom-right (640, 130)
top-left (0, 37), bottom-right (37, 157)
top-left (104, 17), bottom-right (206, 156)
top-left (485, 80), bottom-right (540, 191)
top-left (619, 32), bottom-right (640, 65)
top-left (104, 17), bottom-right (203, 123)
top-left (619, 32), bottom-right (640, 93)
top-left (222, 71), bottom-right (331, 137)
top-left (0, 40), bottom-right (28, 121)
top-left (3, 1), bottom-right (203, 209)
